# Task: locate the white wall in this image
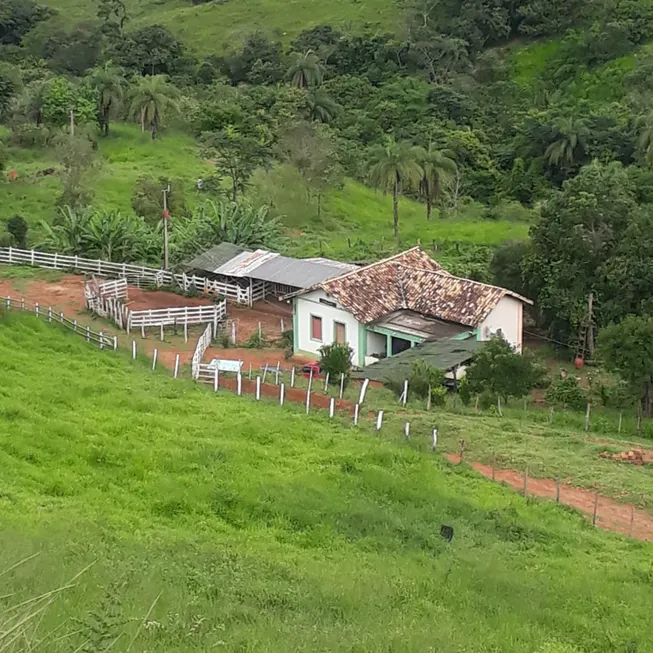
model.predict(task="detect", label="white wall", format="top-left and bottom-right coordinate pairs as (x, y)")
top-left (296, 290), bottom-right (362, 362)
top-left (367, 331), bottom-right (386, 357)
top-left (479, 296), bottom-right (523, 351)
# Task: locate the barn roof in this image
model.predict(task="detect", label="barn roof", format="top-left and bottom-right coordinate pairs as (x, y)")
top-left (186, 243), bottom-right (356, 290)
top-left (289, 247), bottom-right (531, 327)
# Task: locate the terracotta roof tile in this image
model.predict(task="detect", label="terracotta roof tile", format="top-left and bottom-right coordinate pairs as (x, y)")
top-left (315, 247), bottom-right (530, 327)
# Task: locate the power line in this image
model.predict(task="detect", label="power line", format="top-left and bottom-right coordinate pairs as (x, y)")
top-left (523, 329), bottom-right (574, 350)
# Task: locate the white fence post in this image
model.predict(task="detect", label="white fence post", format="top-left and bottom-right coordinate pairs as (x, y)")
top-left (152, 349), bottom-right (158, 370)
top-left (262, 364), bottom-right (268, 384)
top-left (99, 331), bottom-right (104, 349)
top-left (402, 380), bottom-right (408, 407)
top-left (376, 410), bottom-right (384, 432)
top-left (132, 339), bottom-right (136, 360)
top-left (35, 302), bottom-right (39, 317)
top-left (113, 336), bottom-right (118, 351)
top-left (358, 378), bottom-right (369, 405)
top-left (280, 383), bottom-right (285, 406)
top-left (231, 321), bottom-right (236, 345)
top-left (290, 367), bottom-right (296, 388)
top-left (432, 428), bottom-right (438, 451)
top-left (174, 354), bottom-right (180, 378)
top-left (324, 372), bottom-right (330, 393)
top-left (256, 376), bottom-right (261, 401)
top-left (237, 373), bottom-right (242, 396)
top-left (275, 362), bottom-right (280, 385)
top-left (354, 403), bottom-right (360, 426)
top-left (184, 321), bottom-right (188, 344)
top-left (214, 367), bottom-right (219, 392)
top-left (329, 397), bottom-right (335, 418)
top-left (160, 323), bottom-right (164, 341)
top-left (86, 326), bottom-right (90, 342)
top-left (339, 373), bottom-right (345, 399)
top-left (404, 422), bottom-right (410, 439)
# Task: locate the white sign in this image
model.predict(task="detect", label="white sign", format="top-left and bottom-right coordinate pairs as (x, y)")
top-left (208, 359), bottom-right (243, 373)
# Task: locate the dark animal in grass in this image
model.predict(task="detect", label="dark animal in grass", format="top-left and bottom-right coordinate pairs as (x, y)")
top-left (440, 525), bottom-right (454, 543)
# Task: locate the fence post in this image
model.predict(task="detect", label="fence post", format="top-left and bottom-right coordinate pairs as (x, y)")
top-left (432, 427), bottom-right (438, 452)
top-left (152, 349), bottom-right (158, 370)
top-left (324, 372), bottom-right (330, 394)
top-left (248, 363), bottom-right (252, 381)
top-left (160, 323), bottom-right (164, 341)
top-left (305, 385), bottom-right (311, 415)
top-left (376, 410), bottom-right (384, 432)
top-left (174, 354), bottom-right (180, 378)
top-left (258, 322), bottom-right (262, 339)
top-left (630, 504), bottom-right (635, 537)
top-left (339, 373), bottom-right (345, 399)
top-left (113, 336), bottom-right (117, 351)
top-left (523, 465), bottom-right (529, 498)
top-left (329, 397), bottom-right (335, 418)
top-left (585, 402), bottom-right (591, 432)
top-left (404, 422), bottom-right (410, 439)
top-left (556, 477), bottom-right (561, 503)
top-left (132, 340), bottom-right (137, 360)
top-left (280, 318), bottom-right (284, 333)
top-left (237, 372), bottom-right (242, 396)
top-left (358, 378), bottom-right (369, 405)
top-left (99, 331), bottom-right (104, 350)
top-left (275, 362), bottom-right (280, 385)
top-left (402, 380), bottom-right (408, 407)
top-left (231, 321), bottom-right (236, 345)
top-left (21, 297), bottom-right (25, 310)
top-left (5, 296), bottom-right (10, 309)
top-left (59, 311), bottom-right (64, 323)
top-left (35, 302), bottom-right (39, 317)
top-left (256, 376), bottom-right (261, 400)
top-left (280, 383), bottom-right (285, 406)
top-left (262, 364), bottom-right (268, 384)
top-left (354, 403), bottom-right (360, 426)
top-left (593, 491), bottom-right (599, 527)
top-left (290, 367), bottom-right (296, 388)
top-left (141, 324), bottom-right (145, 339)
top-left (86, 326), bottom-right (90, 342)
top-left (184, 321), bottom-right (188, 344)
top-left (214, 367), bottom-right (219, 392)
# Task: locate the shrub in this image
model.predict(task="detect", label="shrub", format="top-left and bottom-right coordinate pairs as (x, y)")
top-left (244, 330), bottom-right (268, 349)
top-left (545, 376), bottom-right (587, 411)
top-left (319, 342), bottom-right (353, 380)
top-left (409, 360), bottom-right (445, 399)
top-left (6, 215), bottom-right (28, 248)
top-left (430, 384), bottom-right (447, 406)
top-left (458, 376), bottom-right (472, 406)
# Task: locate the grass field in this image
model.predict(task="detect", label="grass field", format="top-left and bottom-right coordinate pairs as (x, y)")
top-left (39, 0), bottom-right (397, 54)
top-left (2, 124), bottom-right (530, 260)
top-left (0, 311), bottom-right (652, 651)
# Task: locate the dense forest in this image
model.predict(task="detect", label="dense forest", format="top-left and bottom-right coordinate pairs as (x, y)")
top-left (3, 0), bottom-right (653, 349)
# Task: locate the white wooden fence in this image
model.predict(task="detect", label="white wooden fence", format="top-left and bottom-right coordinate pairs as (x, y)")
top-left (127, 303), bottom-right (226, 333)
top-left (0, 247), bottom-right (252, 305)
top-left (191, 323), bottom-right (214, 379)
top-left (96, 277), bottom-right (128, 300)
top-left (2, 295), bottom-right (116, 350)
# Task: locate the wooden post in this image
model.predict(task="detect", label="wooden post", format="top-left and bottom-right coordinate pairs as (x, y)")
top-left (358, 378), bottom-right (369, 405)
top-left (48, 306), bottom-right (52, 322)
top-left (629, 504), bottom-right (635, 537)
top-left (592, 491), bottom-right (599, 527)
top-left (432, 427), bottom-right (438, 451)
top-left (497, 395), bottom-right (503, 417)
top-left (184, 321), bottom-right (188, 344)
top-left (523, 465), bottom-right (528, 497)
top-left (474, 395), bottom-right (479, 412)
top-left (280, 383), bottom-right (285, 406)
top-left (556, 477), bottom-right (561, 503)
top-left (290, 367), bottom-right (296, 388)
top-left (275, 362), bottom-right (280, 385)
top-left (173, 354), bottom-right (180, 378)
top-left (404, 422), bottom-right (410, 439)
top-left (459, 439), bottom-right (465, 463)
top-left (324, 372), bottom-right (330, 393)
top-left (354, 403), bottom-right (360, 426)
top-left (73, 319), bottom-right (78, 332)
top-left (258, 322), bottom-right (262, 339)
top-left (131, 340), bottom-right (137, 360)
top-left (262, 364), bottom-right (268, 384)
top-left (256, 376), bottom-right (261, 401)
top-left (548, 407), bottom-right (554, 424)
top-left (585, 402), bottom-right (591, 432)
top-left (492, 454), bottom-right (496, 481)
top-left (426, 385), bottom-right (432, 411)
top-left (329, 397), bottom-right (335, 418)
top-left (231, 321), bottom-right (236, 345)
top-left (152, 349), bottom-right (158, 370)
top-left (618, 412), bottom-right (623, 434)
top-left (99, 331), bottom-right (104, 350)
top-left (141, 324), bottom-right (145, 339)
top-left (248, 363), bottom-right (252, 381)
top-left (237, 373), bottom-right (242, 396)
top-left (305, 385), bottom-right (311, 415)
top-left (21, 297), bottom-right (25, 310)
top-left (339, 373), bottom-right (345, 399)
top-left (308, 367), bottom-right (313, 394)
top-left (160, 323), bottom-right (164, 341)
top-left (35, 302), bottom-right (39, 317)
top-left (86, 326), bottom-right (90, 342)
top-left (376, 410), bottom-right (384, 432)
top-left (214, 367), bottom-right (219, 392)
top-left (280, 318), bottom-right (284, 333)
top-left (59, 311), bottom-right (64, 323)
top-left (402, 380), bottom-right (408, 407)
top-left (113, 336), bottom-right (118, 351)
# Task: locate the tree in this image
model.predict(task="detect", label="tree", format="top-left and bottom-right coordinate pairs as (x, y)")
top-left (41, 77), bottom-right (96, 128)
top-left (307, 89), bottom-right (339, 123)
top-left (490, 240), bottom-right (530, 297)
top-left (0, 0), bottom-right (53, 46)
top-left (416, 144), bottom-right (457, 219)
top-left (13, 78), bottom-right (49, 125)
top-left (599, 316), bottom-right (653, 418)
top-left (201, 127), bottom-right (271, 201)
top-left (112, 25), bottom-right (183, 76)
top-left (466, 335), bottom-right (544, 415)
top-left (55, 133), bottom-right (97, 209)
top-left (635, 110), bottom-right (653, 166)
top-left (131, 175), bottom-right (187, 224)
top-left (367, 136), bottom-right (422, 238)
top-left (6, 215), bottom-right (28, 248)
top-left (127, 75), bottom-right (180, 139)
top-left (287, 50), bottom-right (324, 88)
top-left (319, 342), bottom-right (353, 380)
top-left (0, 63), bottom-right (20, 120)
top-left (544, 116), bottom-right (588, 168)
top-left (97, 0), bottom-right (128, 35)
top-left (88, 63), bottom-right (125, 136)
top-left (37, 21), bottom-right (102, 76)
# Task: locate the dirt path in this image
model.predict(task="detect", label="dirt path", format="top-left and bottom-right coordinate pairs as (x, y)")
top-left (445, 454), bottom-right (653, 542)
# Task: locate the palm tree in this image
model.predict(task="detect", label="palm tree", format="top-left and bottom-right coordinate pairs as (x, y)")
top-left (14, 79), bottom-right (50, 125)
top-left (89, 63), bottom-right (125, 137)
top-left (127, 75), bottom-right (180, 140)
top-left (416, 145), bottom-right (457, 220)
top-left (545, 116), bottom-right (588, 168)
top-left (307, 89), bottom-right (339, 123)
top-left (636, 110), bottom-right (653, 165)
top-left (367, 136), bottom-right (423, 239)
top-left (287, 50), bottom-right (324, 89)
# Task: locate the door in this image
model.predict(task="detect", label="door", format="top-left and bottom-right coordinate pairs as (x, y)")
top-left (334, 321), bottom-right (346, 344)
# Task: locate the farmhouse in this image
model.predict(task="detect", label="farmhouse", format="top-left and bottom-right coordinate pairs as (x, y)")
top-left (287, 247), bottom-right (532, 367)
top-left (186, 243), bottom-right (356, 302)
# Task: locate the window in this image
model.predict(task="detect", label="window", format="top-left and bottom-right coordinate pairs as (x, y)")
top-left (310, 315), bottom-right (322, 341)
top-left (334, 321), bottom-right (346, 345)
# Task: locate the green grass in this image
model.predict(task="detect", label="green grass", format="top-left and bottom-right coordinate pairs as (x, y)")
top-left (1, 311), bottom-right (652, 651)
top-left (40, 0), bottom-right (397, 54)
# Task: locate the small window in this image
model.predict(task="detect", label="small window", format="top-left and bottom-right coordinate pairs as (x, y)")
top-left (334, 321), bottom-right (346, 345)
top-left (310, 315), bottom-right (323, 341)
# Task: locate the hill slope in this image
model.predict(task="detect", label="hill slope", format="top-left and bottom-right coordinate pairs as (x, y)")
top-left (0, 310), bottom-right (651, 652)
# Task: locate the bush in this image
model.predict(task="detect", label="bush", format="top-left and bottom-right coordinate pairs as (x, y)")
top-left (6, 215), bottom-right (28, 248)
top-left (8, 124), bottom-right (53, 148)
top-left (430, 384), bottom-right (447, 407)
top-left (545, 375), bottom-right (586, 411)
top-left (409, 360), bottom-right (445, 399)
top-left (319, 342), bottom-right (353, 380)
top-left (244, 330), bottom-right (268, 349)
top-left (458, 376), bottom-right (472, 406)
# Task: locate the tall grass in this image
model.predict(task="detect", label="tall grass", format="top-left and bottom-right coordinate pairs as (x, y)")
top-left (0, 311), bottom-right (652, 652)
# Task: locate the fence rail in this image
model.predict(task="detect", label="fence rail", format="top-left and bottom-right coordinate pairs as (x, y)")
top-left (2, 295), bottom-right (117, 350)
top-left (127, 303), bottom-right (226, 332)
top-left (0, 247), bottom-right (251, 305)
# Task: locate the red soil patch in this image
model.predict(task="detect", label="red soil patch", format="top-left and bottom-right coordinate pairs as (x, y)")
top-left (445, 453), bottom-right (653, 542)
top-left (127, 288), bottom-right (214, 310)
top-left (0, 275), bottom-right (87, 315)
top-left (599, 449), bottom-right (653, 465)
top-left (229, 300), bottom-right (292, 344)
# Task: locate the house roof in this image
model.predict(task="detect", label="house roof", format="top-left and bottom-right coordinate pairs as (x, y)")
top-left (186, 243), bottom-right (356, 290)
top-left (371, 309), bottom-right (470, 340)
top-left (352, 336), bottom-right (482, 382)
top-left (290, 247), bottom-right (531, 327)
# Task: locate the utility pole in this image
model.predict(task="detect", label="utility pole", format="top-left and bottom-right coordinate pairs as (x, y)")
top-left (69, 108), bottom-right (75, 136)
top-left (162, 185), bottom-right (170, 270)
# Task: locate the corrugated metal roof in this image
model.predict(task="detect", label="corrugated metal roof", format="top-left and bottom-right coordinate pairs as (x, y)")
top-left (186, 243), bottom-right (250, 272)
top-left (187, 243), bottom-right (357, 289)
top-left (352, 336), bottom-right (481, 382)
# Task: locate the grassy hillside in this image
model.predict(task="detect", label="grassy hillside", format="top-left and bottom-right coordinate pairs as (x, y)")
top-left (39, 0), bottom-right (397, 54)
top-left (2, 124), bottom-right (529, 258)
top-left (0, 310), bottom-right (652, 651)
